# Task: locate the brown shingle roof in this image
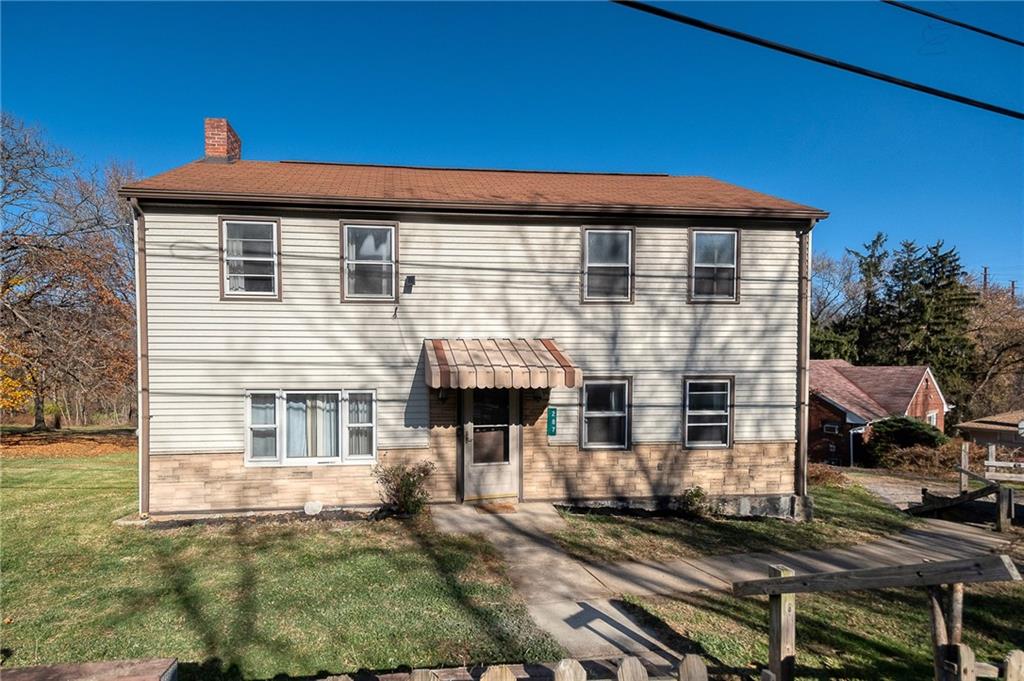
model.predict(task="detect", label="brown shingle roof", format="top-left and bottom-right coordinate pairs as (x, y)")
top-left (810, 360), bottom-right (890, 422)
top-left (120, 159), bottom-right (828, 218)
top-left (957, 410), bottom-right (1024, 433)
top-left (835, 365), bottom-right (929, 415)
top-left (810, 360), bottom-right (932, 422)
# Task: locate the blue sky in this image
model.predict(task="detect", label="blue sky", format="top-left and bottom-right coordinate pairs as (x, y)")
top-left (3, 1), bottom-right (1022, 283)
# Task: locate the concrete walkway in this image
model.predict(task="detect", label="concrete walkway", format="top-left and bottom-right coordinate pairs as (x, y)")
top-left (432, 503), bottom-right (1011, 667)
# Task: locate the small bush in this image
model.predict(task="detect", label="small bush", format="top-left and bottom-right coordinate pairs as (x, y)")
top-left (673, 486), bottom-right (712, 518)
top-left (807, 463), bottom-right (849, 487)
top-left (373, 461), bottom-right (435, 516)
top-left (876, 439), bottom-right (985, 475)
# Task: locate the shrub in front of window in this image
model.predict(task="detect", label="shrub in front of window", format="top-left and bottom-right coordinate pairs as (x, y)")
top-left (672, 486), bottom-right (713, 518)
top-left (373, 460), bottom-right (436, 516)
top-left (865, 415), bottom-right (949, 467)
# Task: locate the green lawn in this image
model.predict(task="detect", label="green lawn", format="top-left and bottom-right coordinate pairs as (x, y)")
top-left (623, 581), bottom-right (1024, 680)
top-left (0, 453), bottom-right (562, 679)
top-left (553, 484), bottom-right (918, 563)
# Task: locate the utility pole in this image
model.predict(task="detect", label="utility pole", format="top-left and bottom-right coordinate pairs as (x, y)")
top-left (982, 266), bottom-right (989, 292)
top-left (1011, 280), bottom-right (1017, 303)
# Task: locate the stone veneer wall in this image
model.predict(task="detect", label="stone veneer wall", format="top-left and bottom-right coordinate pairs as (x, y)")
top-left (520, 393), bottom-right (795, 502)
top-left (149, 389), bottom-right (796, 514)
top-left (149, 390), bottom-right (459, 515)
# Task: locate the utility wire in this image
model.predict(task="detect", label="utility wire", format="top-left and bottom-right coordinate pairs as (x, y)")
top-left (882, 0), bottom-right (1024, 49)
top-left (613, 0), bottom-right (1024, 121)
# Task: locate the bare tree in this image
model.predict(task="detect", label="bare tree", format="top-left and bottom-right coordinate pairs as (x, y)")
top-left (965, 283), bottom-right (1024, 417)
top-left (1, 112), bottom-right (137, 428)
top-left (811, 252), bottom-right (861, 324)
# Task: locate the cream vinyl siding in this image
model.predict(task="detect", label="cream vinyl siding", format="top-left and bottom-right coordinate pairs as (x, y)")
top-left (144, 213), bottom-right (799, 454)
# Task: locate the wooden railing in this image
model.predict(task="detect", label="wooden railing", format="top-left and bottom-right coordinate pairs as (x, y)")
top-left (732, 555), bottom-right (1023, 681)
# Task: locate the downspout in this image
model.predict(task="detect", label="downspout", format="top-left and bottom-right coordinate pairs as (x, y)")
top-left (795, 220), bottom-right (815, 499)
top-left (130, 198), bottom-right (151, 518)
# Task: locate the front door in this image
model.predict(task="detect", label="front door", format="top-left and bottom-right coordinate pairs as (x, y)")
top-left (462, 389), bottom-right (520, 502)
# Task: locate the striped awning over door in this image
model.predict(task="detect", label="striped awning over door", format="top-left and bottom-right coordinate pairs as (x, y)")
top-left (423, 338), bottom-right (582, 390)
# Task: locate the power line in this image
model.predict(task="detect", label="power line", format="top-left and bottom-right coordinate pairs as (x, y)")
top-left (613, 0), bottom-right (1024, 121)
top-left (881, 0), bottom-right (1024, 49)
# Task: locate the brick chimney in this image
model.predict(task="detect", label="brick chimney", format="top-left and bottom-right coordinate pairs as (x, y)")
top-left (204, 118), bottom-right (241, 162)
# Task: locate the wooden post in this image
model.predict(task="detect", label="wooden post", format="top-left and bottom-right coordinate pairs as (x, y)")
top-left (946, 583), bottom-right (963, 644)
top-left (988, 444), bottom-right (997, 463)
top-left (481, 665), bottom-right (516, 681)
top-left (554, 659), bottom-right (586, 681)
top-left (997, 487), bottom-right (1011, 533)
top-left (677, 655), bottom-right (708, 681)
top-left (616, 656), bottom-right (648, 681)
top-left (929, 586), bottom-right (949, 681)
top-left (768, 565), bottom-right (796, 681)
top-left (1004, 650), bottom-right (1024, 681)
top-left (960, 443), bottom-right (969, 494)
top-left (410, 671), bottom-right (439, 681)
top-left (941, 643), bottom-right (976, 681)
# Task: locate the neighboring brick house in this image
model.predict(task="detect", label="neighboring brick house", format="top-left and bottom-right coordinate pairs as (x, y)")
top-left (809, 359), bottom-right (949, 465)
top-left (956, 410), bottom-right (1024, 448)
top-left (119, 118), bottom-right (828, 518)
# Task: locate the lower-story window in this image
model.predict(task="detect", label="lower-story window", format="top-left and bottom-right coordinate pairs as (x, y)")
top-left (683, 378), bottom-right (733, 448)
top-left (582, 379), bottom-right (630, 449)
top-left (346, 390), bottom-right (376, 461)
top-left (246, 389), bottom-right (377, 465)
top-left (286, 393), bottom-right (340, 460)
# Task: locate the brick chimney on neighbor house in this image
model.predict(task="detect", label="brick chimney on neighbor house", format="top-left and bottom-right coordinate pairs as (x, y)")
top-left (204, 118), bottom-right (241, 162)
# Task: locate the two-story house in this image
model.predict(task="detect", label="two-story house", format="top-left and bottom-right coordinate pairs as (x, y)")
top-left (119, 118), bottom-right (827, 519)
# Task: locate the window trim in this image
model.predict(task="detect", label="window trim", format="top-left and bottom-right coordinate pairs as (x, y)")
top-left (682, 376), bottom-right (735, 449)
top-left (245, 391), bottom-right (280, 463)
top-left (823, 422), bottom-right (841, 435)
top-left (926, 410), bottom-right (938, 427)
top-left (219, 216), bottom-right (283, 301)
top-left (343, 389), bottom-right (378, 463)
top-left (341, 220), bottom-right (399, 303)
top-left (580, 377), bottom-right (632, 450)
top-left (581, 226), bottom-right (635, 304)
top-left (688, 228), bottom-right (740, 304)
top-left (244, 389), bottom-right (378, 466)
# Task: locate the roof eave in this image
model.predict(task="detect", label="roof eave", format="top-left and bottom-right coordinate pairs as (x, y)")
top-left (117, 187), bottom-right (830, 220)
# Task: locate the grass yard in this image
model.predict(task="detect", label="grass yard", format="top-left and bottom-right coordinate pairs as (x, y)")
top-left (553, 483), bottom-right (917, 563)
top-left (622, 579), bottom-right (1024, 680)
top-left (0, 452), bottom-right (562, 680)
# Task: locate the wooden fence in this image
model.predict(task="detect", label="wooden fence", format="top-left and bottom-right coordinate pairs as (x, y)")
top-left (410, 647), bottom-right (1022, 681)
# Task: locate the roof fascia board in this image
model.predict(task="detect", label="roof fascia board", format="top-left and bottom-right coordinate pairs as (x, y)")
top-left (812, 391), bottom-right (870, 424)
top-left (117, 187), bottom-right (830, 221)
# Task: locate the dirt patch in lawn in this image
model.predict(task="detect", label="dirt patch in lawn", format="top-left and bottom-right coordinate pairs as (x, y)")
top-left (0, 428), bottom-right (136, 458)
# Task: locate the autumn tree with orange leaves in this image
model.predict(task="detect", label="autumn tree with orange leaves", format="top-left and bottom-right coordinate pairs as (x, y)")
top-left (2, 112), bottom-right (137, 428)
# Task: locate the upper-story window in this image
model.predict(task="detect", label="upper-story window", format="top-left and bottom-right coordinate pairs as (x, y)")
top-left (691, 230), bottom-right (738, 302)
top-left (222, 219), bottom-right (279, 297)
top-left (583, 228), bottom-right (633, 302)
top-left (343, 222), bottom-right (396, 301)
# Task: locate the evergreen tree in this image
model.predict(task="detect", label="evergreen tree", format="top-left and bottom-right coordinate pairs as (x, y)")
top-left (846, 233), bottom-right (890, 364)
top-left (883, 241), bottom-right (926, 362)
top-left (918, 241), bottom-right (976, 406)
